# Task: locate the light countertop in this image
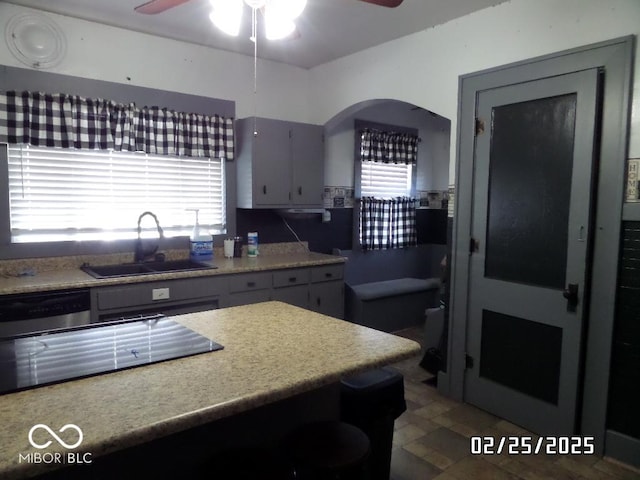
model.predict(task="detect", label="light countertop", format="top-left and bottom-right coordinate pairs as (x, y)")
top-left (0, 251), bottom-right (345, 295)
top-left (0, 301), bottom-right (419, 479)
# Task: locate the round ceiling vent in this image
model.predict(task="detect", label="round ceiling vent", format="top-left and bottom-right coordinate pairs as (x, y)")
top-left (5, 12), bottom-right (66, 69)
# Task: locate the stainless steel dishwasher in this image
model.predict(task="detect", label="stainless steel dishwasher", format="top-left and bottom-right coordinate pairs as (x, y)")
top-left (0, 289), bottom-right (91, 338)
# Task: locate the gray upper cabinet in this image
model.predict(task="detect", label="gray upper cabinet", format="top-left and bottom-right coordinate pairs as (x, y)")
top-left (236, 117), bottom-right (324, 208)
top-left (290, 122), bottom-right (324, 206)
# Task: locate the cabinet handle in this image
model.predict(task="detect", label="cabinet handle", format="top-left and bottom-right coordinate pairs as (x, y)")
top-left (247, 282), bottom-right (256, 288)
top-left (325, 273), bottom-right (333, 278)
top-left (316, 297), bottom-right (321, 306)
top-left (288, 277), bottom-right (297, 283)
top-left (262, 185), bottom-right (267, 195)
top-left (298, 186), bottom-right (302, 195)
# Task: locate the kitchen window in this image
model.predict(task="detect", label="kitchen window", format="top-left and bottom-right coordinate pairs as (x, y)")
top-left (360, 160), bottom-right (413, 198)
top-left (355, 124), bottom-right (419, 250)
top-left (5, 144), bottom-right (225, 243)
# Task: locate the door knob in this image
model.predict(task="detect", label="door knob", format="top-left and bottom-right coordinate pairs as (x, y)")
top-left (563, 283), bottom-right (579, 312)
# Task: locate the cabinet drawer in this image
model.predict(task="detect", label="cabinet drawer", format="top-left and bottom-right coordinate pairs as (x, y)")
top-left (273, 268), bottom-right (309, 288)
top-left (311, 265), bottom-right (344, 283)
top-left (227, 272), bottom-right (272, 293)
top-left (96, 277), bottom-right (224, 310)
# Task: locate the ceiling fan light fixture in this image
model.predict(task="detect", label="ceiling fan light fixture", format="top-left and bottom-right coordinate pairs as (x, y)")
top-left (208, 0), bottom-right (306, 41)
top-left (209, 0), bottom-right (243, 36)
top-left (264, 12), bottom-right (296, 40)
top-left (244, 0), bottom-right (267, 8)
top-left (267, 0), bottom-right (307, 20)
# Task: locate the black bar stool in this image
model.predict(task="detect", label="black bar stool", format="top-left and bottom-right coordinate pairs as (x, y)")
top-left (283, 421), bottom-right (370, 480)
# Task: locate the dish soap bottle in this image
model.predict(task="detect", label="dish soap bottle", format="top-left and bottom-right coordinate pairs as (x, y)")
top-left (188, 209), bottom-right (213, 262)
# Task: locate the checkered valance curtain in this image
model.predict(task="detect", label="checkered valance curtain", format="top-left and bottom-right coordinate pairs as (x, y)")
top-left (0, 91), bottom-right (234, 159)
top-left (360, 197), bottom-right (417, 250)
top-left (360, 128), bottom-right (419, 164)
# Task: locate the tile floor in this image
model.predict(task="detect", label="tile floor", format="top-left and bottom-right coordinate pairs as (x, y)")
top-left (388, 327), bottom-right (640, 480)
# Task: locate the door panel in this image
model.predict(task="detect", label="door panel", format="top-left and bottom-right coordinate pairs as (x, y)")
top-left (480, 310), bottom-right (563, 404)
top-left (485, 94), bottom-right (576, 289)
top-left (464, 68), bottom-right (601, 435)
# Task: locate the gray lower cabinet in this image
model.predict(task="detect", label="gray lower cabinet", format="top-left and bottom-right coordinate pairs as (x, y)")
top-left (224, 272), bottom-right (271, 307)
top-left (272, 265), bottom-right (344, 318)
top-left (272, 268), bottom-right (310, 309)
top-left (310, 282), bottom-right (344, 319)
top-left (309, 265), bottom-right (344, 319)
top-left (90, 263), bottom-right (345, 322)
top-left (91, 276), bottom-right (226, 322)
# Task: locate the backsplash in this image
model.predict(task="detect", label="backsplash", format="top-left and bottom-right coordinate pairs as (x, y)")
top-left (237, 206), bottom-right (447, 254)
top-left (323, 186), bottom-right (450, 212)
top-left (0, 242), bottom-right (309, 277)
top-left (323, 186), bottom-right (355, 208)
top-left (627, 158), bottom-right (639, 202)
top-left (237, 209), bottom-right (353, 254)
top-left (417, 190), bottom-right (449, 210)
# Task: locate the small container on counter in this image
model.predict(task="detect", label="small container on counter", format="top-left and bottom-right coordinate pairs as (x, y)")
top-left (223, 238), bottom-right (235, 258)
top-left (247, 232), bottom-right (258, 258)
top-left (233, 236), bottom-right (243, 258)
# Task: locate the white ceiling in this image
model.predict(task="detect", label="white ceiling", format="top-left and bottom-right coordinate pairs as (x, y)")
top-left (5, 0), bottom-right (508, 69)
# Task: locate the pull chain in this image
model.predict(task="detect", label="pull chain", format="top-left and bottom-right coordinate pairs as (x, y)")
top-left (251, 6), bottom-right (258, 136)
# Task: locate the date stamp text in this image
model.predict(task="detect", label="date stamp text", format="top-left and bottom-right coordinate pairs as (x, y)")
top-left (470, 436), bottom-right (595, 455)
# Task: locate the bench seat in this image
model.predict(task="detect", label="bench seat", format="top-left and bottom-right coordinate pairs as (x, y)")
top-left (346, 277), bottom-right (441, 332)
top-left (351, 278), bottom-right (441, 301)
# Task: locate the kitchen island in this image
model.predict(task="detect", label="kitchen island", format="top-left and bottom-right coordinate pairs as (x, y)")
top-left (0, 301), bottom-right (420, 479)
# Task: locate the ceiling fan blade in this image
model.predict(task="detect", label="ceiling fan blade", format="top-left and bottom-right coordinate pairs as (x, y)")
top-left (134, 0), bottom-right (191, 15)
top-left (358, 0), bottom-right (404, 7)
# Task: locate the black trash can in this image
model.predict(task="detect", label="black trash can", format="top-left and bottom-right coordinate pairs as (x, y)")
top-left (340, 367), bottom-right (407, 480)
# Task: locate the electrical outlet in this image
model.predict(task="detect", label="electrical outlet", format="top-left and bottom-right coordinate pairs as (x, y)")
top-left (152, 287), bottom-right (170, 301)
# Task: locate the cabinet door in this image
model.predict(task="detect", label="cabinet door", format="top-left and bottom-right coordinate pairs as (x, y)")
top-left (291, 123), bottom-right (324, 207)
top-left (310, 281), bottom-right (344, 319)
top-left (272, 285), bottom-right (309, 309)
top-left (253, 119), bottom-right (291, 206)
top-left (227, 290), bottom-right (271, 307)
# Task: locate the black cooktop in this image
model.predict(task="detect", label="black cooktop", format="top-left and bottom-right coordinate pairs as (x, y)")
top-left (0, 315), bottom-right (223, 395)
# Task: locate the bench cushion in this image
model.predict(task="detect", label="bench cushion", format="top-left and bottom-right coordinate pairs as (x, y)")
top-left (351, 278), bottom-right (440, 301)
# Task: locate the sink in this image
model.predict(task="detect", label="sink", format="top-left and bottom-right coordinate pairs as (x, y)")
top-left (81, 260), bottom-right (216, 279)
top-left (144, 260), bottom-right (214, 273)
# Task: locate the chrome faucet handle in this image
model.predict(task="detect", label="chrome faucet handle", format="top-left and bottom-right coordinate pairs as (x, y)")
top-left (137, 211), bottom-right (164, 238)
top-left (135, 211), bottom-right (164, 262)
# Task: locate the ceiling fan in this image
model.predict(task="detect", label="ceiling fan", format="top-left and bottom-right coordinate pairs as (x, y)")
top-left (134, 0), bottom-right (403, 16)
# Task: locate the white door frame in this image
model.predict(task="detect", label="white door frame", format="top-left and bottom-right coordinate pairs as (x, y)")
top-left (443, 37), bottom-right (634, 455)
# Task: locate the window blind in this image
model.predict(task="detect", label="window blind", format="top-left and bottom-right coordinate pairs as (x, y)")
top-left (361, 160), bottom-right (412, 198)
top-left (7, 144), bottom-right (225, 243)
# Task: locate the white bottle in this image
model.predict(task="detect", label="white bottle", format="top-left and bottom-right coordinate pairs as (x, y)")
top-left (189, 209), bottom-right (213, 262)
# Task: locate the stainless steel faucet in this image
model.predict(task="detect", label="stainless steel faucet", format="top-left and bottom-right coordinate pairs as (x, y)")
top-left (134, 211), bottom-right (164, 262)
